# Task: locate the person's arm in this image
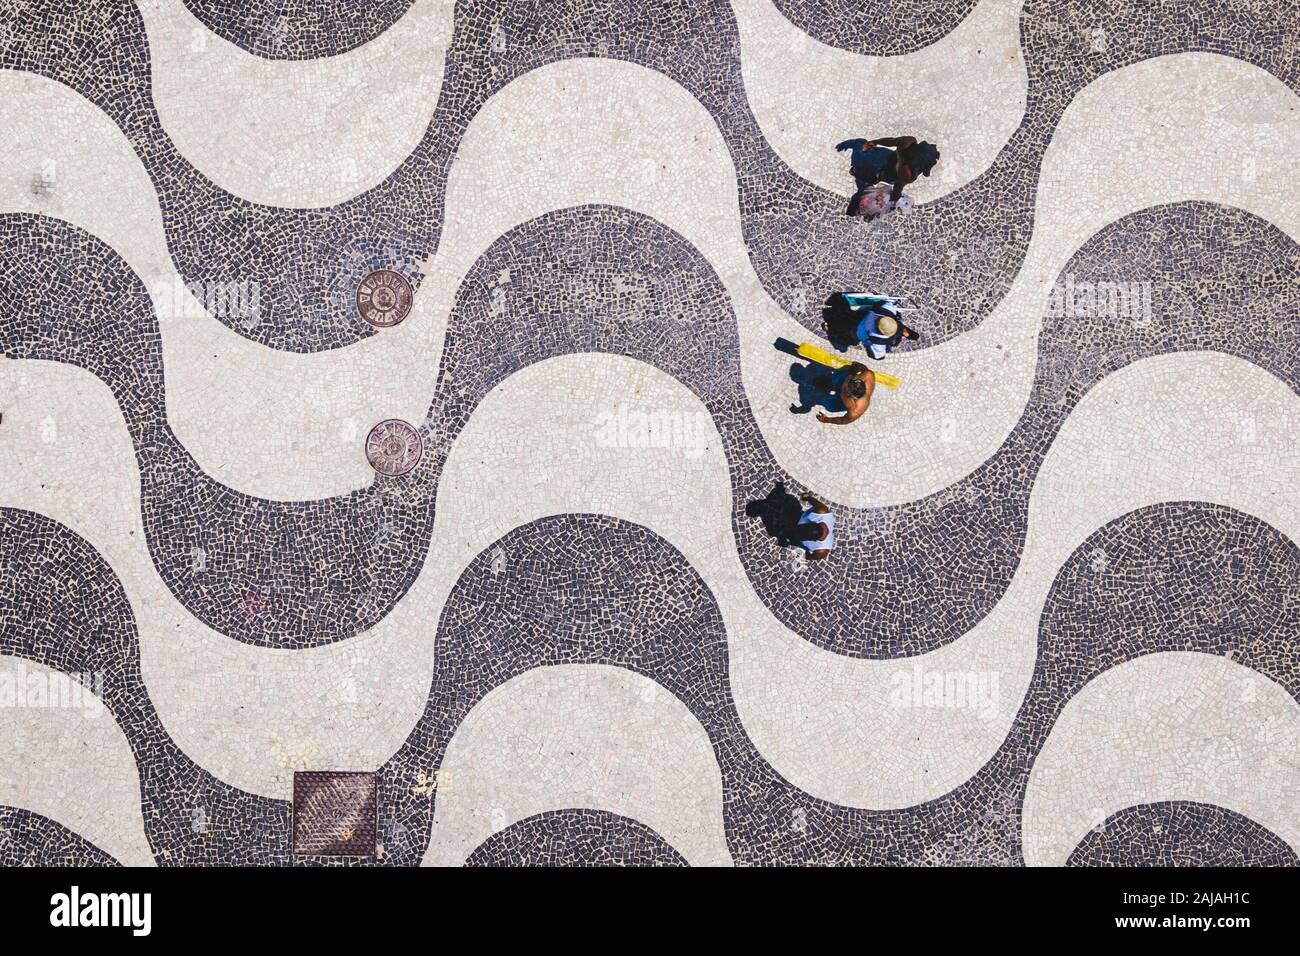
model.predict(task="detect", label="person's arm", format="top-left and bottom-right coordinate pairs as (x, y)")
top-left (889, 165), bottom-right (912, 202)
top-left (870, 136), bottom-right (917, 150)
top-left (836, 138), bottom-right (867, 152)
top-left (816, 399), bottom-right (867, 425)
top-left (874, 138), bottom-right (918, 200)
top-left (798, 492), bottom-right (830, 514)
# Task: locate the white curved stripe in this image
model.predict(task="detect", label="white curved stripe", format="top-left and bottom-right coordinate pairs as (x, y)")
top-left (5, 348), bottom-right (1294, 805)
top-left (1023, 653), bottom-right (1300, 866)
top-left (0, 69), bottom-right (435, 501)
top-left (0, 656), bottom-right (154, 866)
top-left (736, 0), bottom-right (1026, 201)
top-left (764, 50), bottom-right (1300, 507)
top-left (423, 665), bottom-right (729, 867)
top-left (139, 0), bottom-right (453, 208)
top-left (1, 55), bottom-right (1294, 507)
top-left (0, 360), bottom-right (431, 798)
top-left (429, 349), bottom-right (1300, 808)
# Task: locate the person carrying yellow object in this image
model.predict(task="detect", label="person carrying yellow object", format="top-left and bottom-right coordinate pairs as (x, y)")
top-left (809, 362), bottom-right (875, 427)
top-left (795, 342), bottom-right (900, 388)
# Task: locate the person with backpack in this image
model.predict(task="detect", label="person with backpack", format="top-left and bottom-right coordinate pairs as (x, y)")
top-left (837, 135), bottom-right (940, 215)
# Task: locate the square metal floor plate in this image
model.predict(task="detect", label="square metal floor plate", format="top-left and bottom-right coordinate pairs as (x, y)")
top-left (292, 771), bottom-right (378, 858)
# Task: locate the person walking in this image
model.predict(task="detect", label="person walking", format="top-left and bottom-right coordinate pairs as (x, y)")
top-left (793, 493), bottom-right (835, 561)
top-left (813, 362), bottom-right (875, 426)
top-left (821, 294), bottom-right (920, 357)
top-left (837, 135), bottom-right (940, 215)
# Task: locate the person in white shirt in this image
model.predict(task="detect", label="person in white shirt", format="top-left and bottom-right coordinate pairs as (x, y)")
top-left (793, 493), bottom-right (835, 562)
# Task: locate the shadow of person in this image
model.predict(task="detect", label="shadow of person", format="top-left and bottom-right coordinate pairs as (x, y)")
top-left (821, 293), bottom-right (860, 352)
top-left (788, 361), bottom-right (837, 414)
top-left (745, 481), bottom-right (803, 546)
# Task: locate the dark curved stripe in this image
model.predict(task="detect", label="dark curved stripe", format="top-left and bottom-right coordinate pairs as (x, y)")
top-left (769, 0), bottom-right (980, 56)
top-left (425, 200), bottom-right (1298, 658)
top-left (0, 508), bottom-right (293, 865)
top-left (1067, 802), bottom-right (1299, 867)
top-left (0, 215), bottom-right (434, 648)
top-left (2, 0), bottom-right (1292, 350)
top-left (375, 500), bottom-right (1297, 866)
top-left (180, 0), bottom-right (415, 60)
top-left (0, 807), bottom-right (122, 866)
top-left (5, 199), bottom-right (1295, 654)
top-left (465, 810), bottom-right (689, 867)
top-left (187, 0), bottom-right (976, 61)
top-left (2, 498), bottom-right (1293, 865)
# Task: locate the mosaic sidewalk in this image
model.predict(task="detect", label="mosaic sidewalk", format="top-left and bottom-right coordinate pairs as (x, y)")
top-left (0, 0), bottom-right (1296, 866)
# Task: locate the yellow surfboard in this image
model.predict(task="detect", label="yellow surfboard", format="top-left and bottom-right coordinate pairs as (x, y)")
top-left (795, 342), bottom-right (900, 389)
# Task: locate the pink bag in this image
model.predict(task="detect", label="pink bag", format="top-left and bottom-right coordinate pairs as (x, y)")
top-left (852, 186), bottom-right (892, 217)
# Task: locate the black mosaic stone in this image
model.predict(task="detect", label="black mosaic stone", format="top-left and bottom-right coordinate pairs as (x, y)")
top-left (180, 0), bottom-right (415, 60)
top-left (0, 509), bottom-right (292, 865)
top-left (769, 0), bottom-right (980, 56)
top-left (0, 215), bottom-right (435, 648)
top-left (372, 502), bottom-right (1296, 866)
top-left (0, 806), bottom-right (122, 867)
top-left (1, 0), bottom-right (1295, 869)
top-left (465, 810), bottom-right (689, 867)
top-left (1066, 802), bottom-right (1299, 868)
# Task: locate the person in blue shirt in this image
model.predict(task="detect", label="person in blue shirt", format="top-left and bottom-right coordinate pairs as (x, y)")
top-left (836, 135), bottom-right (940, 215)
top-left (856, 310), bottom-right (902, 360)
top-left (821, 293), bottom-right (919, 356)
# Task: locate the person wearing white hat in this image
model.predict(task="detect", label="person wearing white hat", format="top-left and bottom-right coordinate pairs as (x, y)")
top-left (821, 293), bottom-right (921, 355)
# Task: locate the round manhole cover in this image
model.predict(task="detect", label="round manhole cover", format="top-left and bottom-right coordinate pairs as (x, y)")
top-left (357, 270), bottom-right (413, 328)
top-left (365, 419), bottom-right (423, 477)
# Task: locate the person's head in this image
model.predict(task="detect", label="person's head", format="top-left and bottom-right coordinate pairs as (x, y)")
top-left (876, 314), bottom-right (898, 338)
top-left (845, 375), bottom-right (868, 400)
top-left (794, 520), bottom-right (828, 542)
top-left (904, 141), bottom-right (940, 178)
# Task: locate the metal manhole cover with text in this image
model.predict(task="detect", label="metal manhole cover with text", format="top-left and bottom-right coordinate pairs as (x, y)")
top-left (357, 270), bottom-right (414, 328)
top-left (365, 419), bottom-right (423, 477)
